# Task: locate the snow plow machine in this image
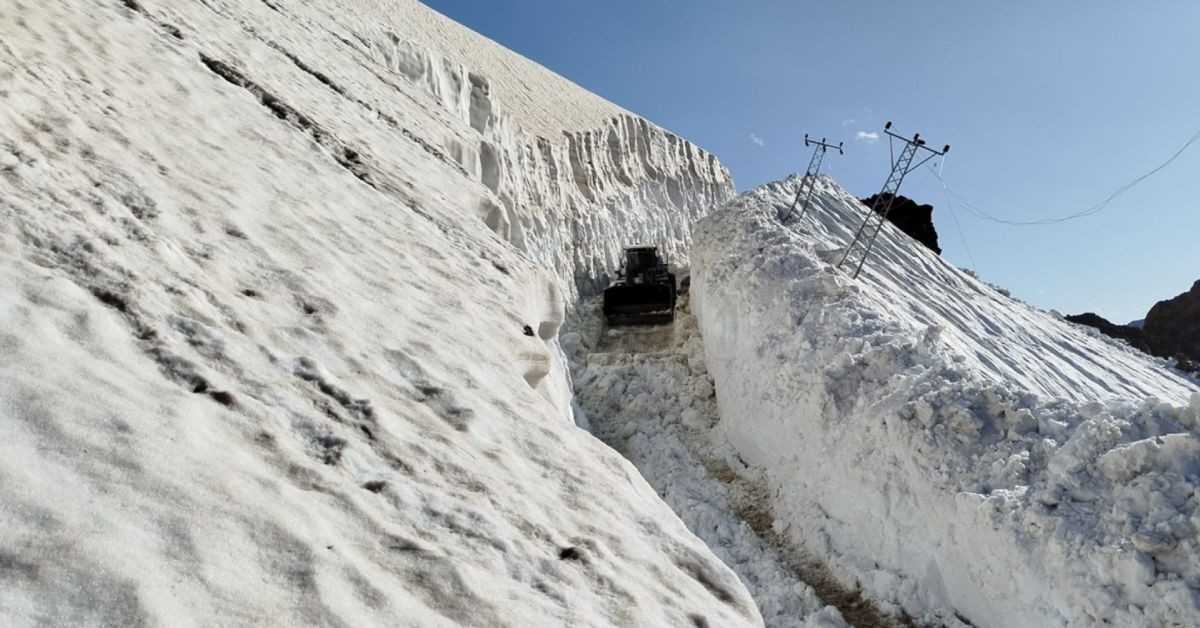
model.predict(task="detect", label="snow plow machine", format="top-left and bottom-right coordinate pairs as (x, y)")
top-left (602, 246), bottom-right (677, 325)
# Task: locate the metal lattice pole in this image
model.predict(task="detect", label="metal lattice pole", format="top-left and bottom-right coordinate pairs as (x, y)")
top-left (780, 135), bottom-right (843, 223)
top-left (838, 122), bottom-right (949, 278)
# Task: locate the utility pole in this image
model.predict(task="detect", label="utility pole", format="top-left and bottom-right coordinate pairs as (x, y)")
top-left (838, 121), bottom-right (949, 279)
top-left (780, 134), bottom-right (843, 223)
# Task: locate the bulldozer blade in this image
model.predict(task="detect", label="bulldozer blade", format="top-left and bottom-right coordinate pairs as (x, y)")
top-left (604, 310), bottom-right (675, 326)
top-left (603, 284), bottom-right (675, 325)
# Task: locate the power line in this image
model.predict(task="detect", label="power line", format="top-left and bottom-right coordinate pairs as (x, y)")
top-left (926, 126), bottom-right (1200, 226)
top-left (933, 160), bottom-right (979, 272)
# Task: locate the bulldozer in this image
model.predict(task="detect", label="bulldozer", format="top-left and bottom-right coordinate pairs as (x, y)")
top-left (602, 246), bottom-right (677, 325)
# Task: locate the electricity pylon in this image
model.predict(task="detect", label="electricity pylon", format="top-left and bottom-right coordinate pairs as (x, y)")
top-left (838, 121), bottom-right (949, 279)
top-left (780, 134), bottom-right (843, 223)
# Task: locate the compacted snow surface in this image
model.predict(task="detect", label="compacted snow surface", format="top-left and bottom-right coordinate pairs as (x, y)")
top-left (691, 175), bottom-right (1200, 627)
top-left (7, 0), bottom-right (1200, 626)
top-left (0, 0), bottom-right (757, 626)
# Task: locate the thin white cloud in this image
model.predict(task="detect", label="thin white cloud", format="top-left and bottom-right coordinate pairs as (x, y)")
top-left (749, 133), bottom-right (765, 147)
top-left (841, 118), bottom-right (856, 127)
top-left (855, 131), bottom-right (879, 143)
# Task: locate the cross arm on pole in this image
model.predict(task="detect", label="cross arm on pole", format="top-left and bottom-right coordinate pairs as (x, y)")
top-left (883, 121), bottom-right (949, 156)
top-left (805, 134), bottom-right (845, 154)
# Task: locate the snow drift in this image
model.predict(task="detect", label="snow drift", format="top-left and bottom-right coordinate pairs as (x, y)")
top-left (691, 175), bottom-right (1200, 626)
top-left (0, 0), bottom-right (756, 625)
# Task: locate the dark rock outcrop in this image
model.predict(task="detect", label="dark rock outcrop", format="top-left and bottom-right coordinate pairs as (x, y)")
top-left (1143, 280), bottom-right (1200, 373)
top-left (859, 193), bottom-right (941, 254)
top-left (1064, 313), bottom-right (1149, 353)
top-left (1066, 280), bottom-right (1200, 375)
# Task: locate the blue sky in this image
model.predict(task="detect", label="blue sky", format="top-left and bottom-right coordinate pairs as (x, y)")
top-left (422, 1), bottom-right (1200, 323)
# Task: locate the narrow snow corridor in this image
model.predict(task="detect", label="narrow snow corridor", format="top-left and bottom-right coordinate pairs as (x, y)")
top-left (565, 296), bottom-right (903, 627)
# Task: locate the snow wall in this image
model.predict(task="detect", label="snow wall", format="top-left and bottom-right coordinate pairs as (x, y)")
top-left (692, 175), bottom-right (1200, 627)
top-left (0, 0), bottom-right (757, 625)
top-left (371, 0), bottom-right (734, 299)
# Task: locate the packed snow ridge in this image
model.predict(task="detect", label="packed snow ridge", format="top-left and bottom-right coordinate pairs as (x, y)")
top-left (0, 0), bottom-right (757, 625)
top-left (691, 174), bottom-right (1200, 627)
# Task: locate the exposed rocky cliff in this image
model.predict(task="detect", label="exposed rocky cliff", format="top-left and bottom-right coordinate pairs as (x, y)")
top-left (1144, 279), bottom-right (1200, 372)
top-left (1066, 281), bottom-right (1200, 374)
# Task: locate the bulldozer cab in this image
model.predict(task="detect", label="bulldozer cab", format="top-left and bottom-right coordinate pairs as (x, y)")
top-left (621, 247), bottom-right (661, 281)
top-left (603, 246), bottom-right (676, 325)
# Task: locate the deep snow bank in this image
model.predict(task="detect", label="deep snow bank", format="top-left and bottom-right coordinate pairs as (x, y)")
top-left (0, 0), bottom-right (757, 625)
top-left (692, 175), bottom-right (1200, 627)
top-left (370, 0), bottom-right (734, 297)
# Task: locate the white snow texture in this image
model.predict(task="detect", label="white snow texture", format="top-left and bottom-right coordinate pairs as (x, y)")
top-left (691, 175), bottom-right (1200, 627)
top-left (6, 0), bottom-right (1200, 626)
top-left (0, 0), bottom-right (756, 626)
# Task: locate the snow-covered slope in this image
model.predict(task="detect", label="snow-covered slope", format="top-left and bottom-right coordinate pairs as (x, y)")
top-left (0, 1), bottom-right (757, 625)
top-left (691, 175), bottom-right (1200, 626)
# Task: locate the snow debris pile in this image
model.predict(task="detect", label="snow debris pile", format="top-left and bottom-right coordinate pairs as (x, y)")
top-left (691, 174), bottom-right (1200, 627)
top-left (564, 300), bottom-right (853, 628)
top-left (0, 0), bottom-right (758, 625)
